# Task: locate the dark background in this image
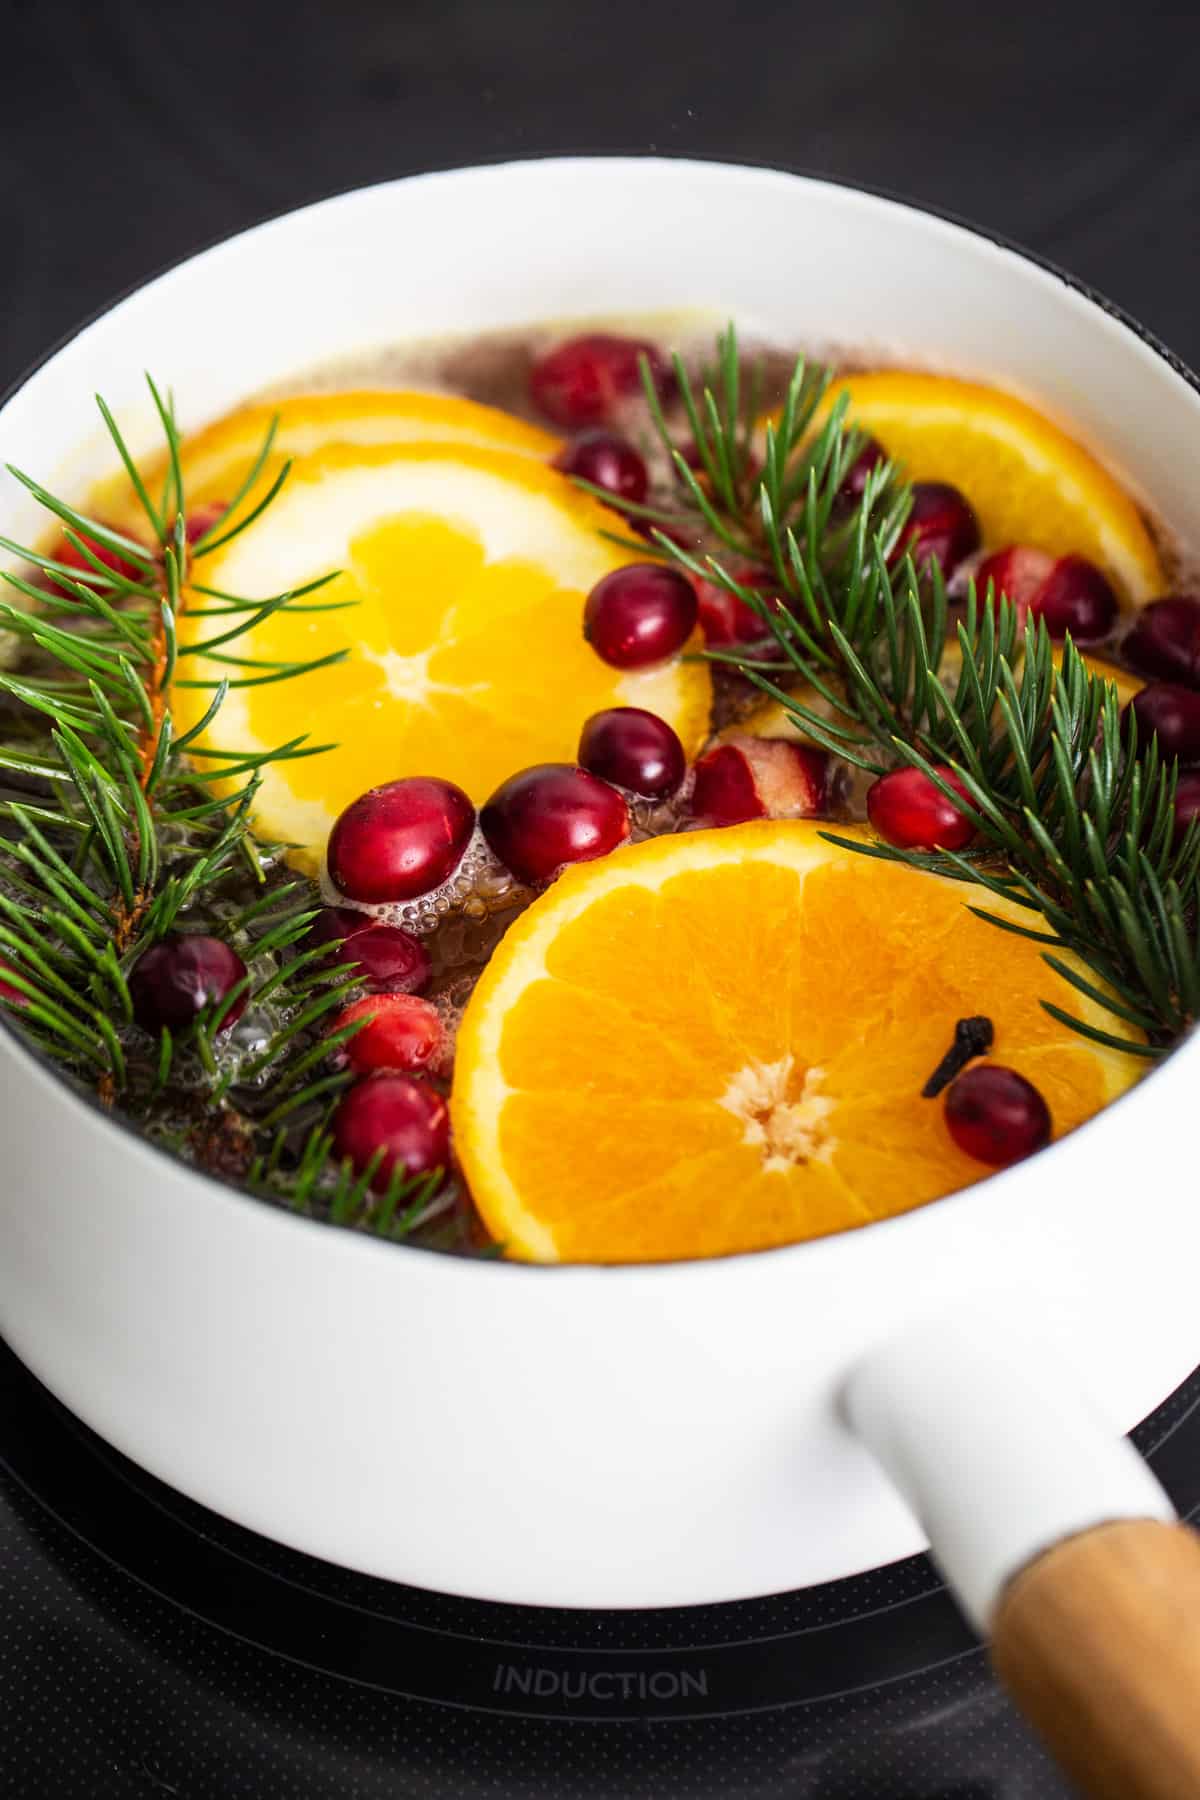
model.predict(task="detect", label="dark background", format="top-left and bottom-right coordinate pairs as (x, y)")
top-left (6, 0), bottom-right (1200, 385)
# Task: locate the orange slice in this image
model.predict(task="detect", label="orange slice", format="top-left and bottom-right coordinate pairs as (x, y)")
top-left (174, 441), bottom-right (710, 871)
top-left (816, 373), bottom-right (1165, 606)
top-left (452, 822), bottom-right (1141, 1263)
top-left (94, 390), bottom-right (562, 535)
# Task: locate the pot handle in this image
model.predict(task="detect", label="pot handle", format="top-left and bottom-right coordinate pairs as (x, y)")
top-left (843, 1320), bottom-right (1200, 1800)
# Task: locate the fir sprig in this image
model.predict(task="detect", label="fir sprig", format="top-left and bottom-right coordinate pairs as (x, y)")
top-left (591, 325), bottom-right (1200, 1057)
top-left (0, 377), bottom-right (447, 1239)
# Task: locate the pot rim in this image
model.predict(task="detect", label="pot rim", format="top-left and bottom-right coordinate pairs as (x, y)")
top-left (2, 151), bottom-right (1193, 1284)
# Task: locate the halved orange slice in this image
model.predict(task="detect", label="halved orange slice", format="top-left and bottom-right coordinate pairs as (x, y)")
top-left (94, 390), bottom-right (562, 535)
top-left (452, 822), bottom-right (1140, 1263)
top-left (816, 373), bottom-right (1165, 606)
top-left (174, 442), bottom-right (710, 870)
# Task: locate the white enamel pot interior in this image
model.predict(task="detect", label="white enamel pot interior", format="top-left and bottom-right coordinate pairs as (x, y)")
top-left (0, 158), bottom-right (1196, 1614)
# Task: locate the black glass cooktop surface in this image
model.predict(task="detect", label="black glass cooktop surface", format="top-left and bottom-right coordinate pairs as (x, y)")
top-left (3, 1336), bottom-right (1199, 1798)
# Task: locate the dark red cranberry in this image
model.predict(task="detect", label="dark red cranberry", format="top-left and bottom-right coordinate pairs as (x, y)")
top-left (867, 764), bottom-right (975, 851)
top-left (691, 738), bottom-right (830, 827)
top-left (1123, 596), bottom-right (1200, 687)
top-left (975, 546), bottom-right (1117, 642)
top-left (943, 1064), bottom-right (1052, 1167)
top-left (129, 934), bottom-right (248, 1033)
top-left (46, 528), bottom-right (145, 595)
top-left (1127, 683), bottom-right (1200, 765)
top-left (529, 334), bottom-right (673, 428)
top-left (1032, 554), bottom-right (1118, 643)
top-left (554, 430), bottom-right (648, 505)
top-left (328, 777), bottom-right (475, 904)
top-left (332, 994), bottom-right (446, 1076)
top-left (583, 564), bottom-right (697, 668)
top-left (835, 437), bottom-right (888, 511)
top-left (185, 501), bottom-right (229, 545)
top-left (308, 909), bottom-right (431, 994)
top-left (1173, 769), bottom-right (1200, 842)
top-left (897, 482), bottom-right (980, 578)
top-left (332, 1074), bottom-right (450, 1193)
top-left (481, 764), bottom-right (630, 884)
top-left (578, 707), bottom-right (685, 798)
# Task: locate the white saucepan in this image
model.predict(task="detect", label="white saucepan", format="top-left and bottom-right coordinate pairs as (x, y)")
top-left (2, 159), bottom-right (1199, 1799)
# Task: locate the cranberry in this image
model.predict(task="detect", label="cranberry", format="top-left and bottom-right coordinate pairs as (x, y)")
top-left (185, 501), bottom-right (229, 545)
top-left (529, 333), bottom-right (673, 428)
top-left (867, 764), bottom-right (976, 851)
top-left (328, 777), bottom-right (474, 904)
top-left (332, 1074), bottom-right (450, 1193)
top-left (578, 707), bottom-right (685, 798)
top-left (1173, 769), bottom-right (1200, 842)
top-left (129, 933), bottom-right (248, 1033)
top-left (332, 993), bottom-right (446, 1076)
top-left (1124, 596), bottom-right (1200, 687)
top-left (943, 1064), bottom-right (1052, 1167)
top-left (835, 437), bottom-right (888, 511)
top-left (583, 564), bottom-right (697, 668)
top-left (1127, 683), bottom-right (1200, 765)
top-left (694, 565), bottom-right (780, 647)
top-left (897, 482), bottom-right (980, 578)
top-left (975, 546), bottom-right (1117, 642)
top-left (46, 528), bottom-right (145, 595)
top-left (554, 430), bottom-right (648, 505)
top-left (1032, 554), bottom-right (1118, 642)
top-left (0, 960), bottom-right (28, 1007)
top-left (308, 909), bottom-right (431, 994)
top-left (974, 546), bottom-right (1054, 624)
top-left (481, 764), bottom-right (630, 885)
top-left (691, 738), bottom-right (830, 827)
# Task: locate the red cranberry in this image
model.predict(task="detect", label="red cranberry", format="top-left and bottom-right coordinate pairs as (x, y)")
top-left (46, 528), bottom-right (145, 595)
top-left (694, 565), bottom-right (779, 647)
top-left (481, 764), bottom-right (630, 884)
top-left (897, 482), bottom-right (980, 578)
top-left (0, 960), bottom-right (28, 1007)
top-left (944, 1064), bottom-right (1052, 1167)
top-left (867, 764), bottom-right (976, 851)
top-left (129, 934), bottom-right (248, 1033)
top-left (554, 430), bottom-right (648, 505)
top-left (529, 333), bottom-right (672, 428)
top-left (1127, 683), bottom-right (1200, 765)
top-left (691, 738), bottom-right (830, 827)
top-left (1173, 769), bottom-right (1200, 842)
top-left (975, 546), bottom-right (1118, 642)
top-left (835, 437), bottom-right (888, 511)
top-left (1031, 554), bottom-right (1118, 642)
top-left (308, 909), bottom-right (431, 994)
top-left (328, 777), bottom-right (474, 904)
top-left (578, 707), bottom-right (685, 798)
top-left (974, 545), bottom-right (1054, 624)
top-left (332, 1074), bottom-right (450, 1193)
top-left (185, 501), bottom-right (229, 545)
top-left (332, 994), bottom-right (446, 1076)
top-left (583, 564), bottom-right (697, 668)
top-left (1124, 596), bottom-right (1200, 687)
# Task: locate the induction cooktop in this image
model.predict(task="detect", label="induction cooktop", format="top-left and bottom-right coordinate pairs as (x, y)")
top-left (3, 1335), bottom-right (1199, 1798)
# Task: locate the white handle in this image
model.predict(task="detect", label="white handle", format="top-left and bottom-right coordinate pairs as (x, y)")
top-left (841, 1312), bottom-right (1175, 1634)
